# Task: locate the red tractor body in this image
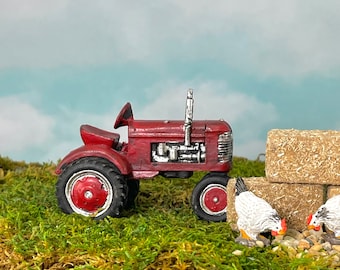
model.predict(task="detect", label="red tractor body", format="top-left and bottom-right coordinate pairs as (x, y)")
top-left (55, 90), bottom-right (233, 221)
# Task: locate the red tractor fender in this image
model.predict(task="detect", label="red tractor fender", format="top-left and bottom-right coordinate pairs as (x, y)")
top-left (55, 144), bottom-right (132, 176)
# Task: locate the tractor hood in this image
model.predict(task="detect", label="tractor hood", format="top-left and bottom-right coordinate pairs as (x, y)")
top-left (129, 119), bottom-right (231, 138)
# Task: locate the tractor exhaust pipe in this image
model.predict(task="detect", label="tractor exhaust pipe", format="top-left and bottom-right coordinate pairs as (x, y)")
top-left (184, 89), bottom-right (194, 146)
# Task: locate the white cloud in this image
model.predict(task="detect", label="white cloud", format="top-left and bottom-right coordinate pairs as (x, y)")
top-left (0, 94), bottom-right (116, 162)
top-left (0, 96), bottom-right (54, 157)
top-left (0, 1), bottom-right (69, 20)
top-left (0, 0), bottom-right (339, 78)
top-left (140, 81), bottom-right (277, 125)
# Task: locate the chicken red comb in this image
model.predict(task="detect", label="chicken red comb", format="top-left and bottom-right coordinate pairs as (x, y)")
top-left (307, 213), bottom-right (313, 225)
top-left (281, 218), bottom-right (287, 231)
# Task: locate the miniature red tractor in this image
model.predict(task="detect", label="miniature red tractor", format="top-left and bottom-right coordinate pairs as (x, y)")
top-left (55, 89), bottom-right (233, 222)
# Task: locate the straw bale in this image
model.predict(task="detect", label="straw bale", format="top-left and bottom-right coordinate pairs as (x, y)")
top-left (327, 186), bottom-right (340, 199)
top-left (266, 129), bottom-right (340, 185)
top-left (227, 177), bottom-right (324, 232)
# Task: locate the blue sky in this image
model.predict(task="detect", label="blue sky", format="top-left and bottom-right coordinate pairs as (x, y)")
top-left (0, 1), bottom-right (339, 163)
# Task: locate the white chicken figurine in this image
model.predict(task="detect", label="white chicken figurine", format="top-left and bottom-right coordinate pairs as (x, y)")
top-left (235, 177), bottom-right (287, 246)
top-left (307, 195), bottom-right (340, 240)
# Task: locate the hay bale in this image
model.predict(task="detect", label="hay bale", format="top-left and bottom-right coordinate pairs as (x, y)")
top-left (266, 129), bottom-right (340, 185)
top-left (327, 186), bottom-right (340, 199)
top-left (227, 177), bottom-right (324, 232)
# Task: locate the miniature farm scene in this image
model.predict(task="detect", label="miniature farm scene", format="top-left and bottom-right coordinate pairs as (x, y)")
top-left (2, 1), bottom-right (340, 268)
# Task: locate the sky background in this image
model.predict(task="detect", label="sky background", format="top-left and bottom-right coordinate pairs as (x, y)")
top-left (0, 0), bottom-right (339, 163)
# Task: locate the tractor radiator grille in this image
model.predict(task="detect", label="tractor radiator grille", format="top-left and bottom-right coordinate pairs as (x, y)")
top-left (218, 132), bottom-right (233, 162)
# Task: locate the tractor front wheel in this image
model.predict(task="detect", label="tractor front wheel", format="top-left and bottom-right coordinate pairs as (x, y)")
top-left (56, 157), bottom-right (127, 220)
top-left (191, 173), bottom-right (229, 222)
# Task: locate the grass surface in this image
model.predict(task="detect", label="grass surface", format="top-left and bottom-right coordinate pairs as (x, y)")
top-left (0, 156), bottom-right (333, 269)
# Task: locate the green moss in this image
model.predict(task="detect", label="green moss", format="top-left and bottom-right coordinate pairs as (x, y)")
top-left (0, 157), bottom-right (335, 269)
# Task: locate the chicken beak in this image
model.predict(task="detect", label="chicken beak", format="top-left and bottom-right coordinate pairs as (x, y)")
top-left (308, 224), bottom-right (321, 231)
top-left (271, 229), bottom-right (286, 236)
top-left (278, 229), bottom-right (286, 235)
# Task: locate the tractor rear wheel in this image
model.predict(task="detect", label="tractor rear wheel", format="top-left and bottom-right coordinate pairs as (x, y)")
top-left (191, 173), bottom-right (229, 222)
top-left (56, 157), bottom-right (127, 220)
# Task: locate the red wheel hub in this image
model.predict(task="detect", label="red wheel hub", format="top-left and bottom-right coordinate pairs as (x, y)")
top-left (203, 186), bottom-right (227, 213)
top-left (71, 176), bottom-right (108, 212)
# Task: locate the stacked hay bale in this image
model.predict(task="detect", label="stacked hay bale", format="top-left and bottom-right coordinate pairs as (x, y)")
top-left (227, 129), bottom-right (340, 232)
top-left (266, 129), bottom-right (340, 185)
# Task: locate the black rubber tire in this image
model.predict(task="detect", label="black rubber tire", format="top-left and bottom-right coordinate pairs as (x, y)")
top-left (191, 173), bottom-right (229, 222)
top-left (125, 180), bottom-right (140, 209)
top-left (56, 157), bottom-right (127, 220)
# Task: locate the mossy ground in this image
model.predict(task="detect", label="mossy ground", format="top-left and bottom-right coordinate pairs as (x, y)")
top-left (0, 156), bottom-right (332, 269)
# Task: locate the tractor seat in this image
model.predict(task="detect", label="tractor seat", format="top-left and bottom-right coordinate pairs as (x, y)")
top-left (80, 124), bottom-right (120, 148)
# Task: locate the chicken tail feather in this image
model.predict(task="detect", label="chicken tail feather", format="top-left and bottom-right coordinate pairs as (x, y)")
top-left (235, 177), bottom-right (248, 195)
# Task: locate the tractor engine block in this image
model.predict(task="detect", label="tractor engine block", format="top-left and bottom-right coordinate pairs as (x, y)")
top-left (151, 142), bottom-right (206, 163)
